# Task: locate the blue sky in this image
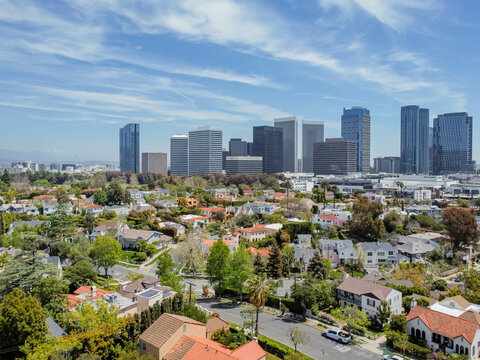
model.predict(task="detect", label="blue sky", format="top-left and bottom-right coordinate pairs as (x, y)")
top-left (0, 0), bottom-right (478, 163)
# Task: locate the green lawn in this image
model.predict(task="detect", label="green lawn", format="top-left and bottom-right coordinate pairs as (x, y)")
top-left (116, 261), bottom-right (140, 268)
top-left (144, 249), bottom-right (168, 266)
top-left (265, 353), bottom-right (282, 360)
top-left (120, 250), bottom-right (137, 263)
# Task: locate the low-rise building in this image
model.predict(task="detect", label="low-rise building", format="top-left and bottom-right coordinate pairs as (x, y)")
top-left (311, 214), bottom-right (342, 228)
top-left (78, 204), bottom-right (105, 217)
top-left (179, 214), bottom-right (213, 228)
top-left (396, 236), bottom-right (436, 262)
top-left (337, 276), bottom-right (402, 322)
top-left (116, 229), bottom-right (170, 250)
top-left (358, 242), bottom-right (399, 271)
top-left (317, 239), bottom-right (356, 268)
top-left (239, 224), bottom-right (266, 242)
top-left (241, 201), bottom-right (280, 215)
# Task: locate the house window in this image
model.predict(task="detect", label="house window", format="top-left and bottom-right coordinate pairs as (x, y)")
top-left (388, 251), bottom-right (394, 255)
top-left (367, 252), bottom-right (373, 256)
top-left (411, 328), bottom-right (415, 337)
top-left (367, 260), bottom-right (372, 263)
top-left (378, 252), bottom-right (385, 256)
top-left (422, 331), bottom-right (425, 340)
top-left (183, 324), bottom-right (186, 332)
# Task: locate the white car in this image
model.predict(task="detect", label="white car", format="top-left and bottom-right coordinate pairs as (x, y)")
top-left (321, 328), bottom-right (351, 344)
top-left (382, 355), bottom-right (404, 360)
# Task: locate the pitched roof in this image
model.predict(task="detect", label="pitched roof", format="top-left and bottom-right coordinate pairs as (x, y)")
top-left (206, 316), bottom-right (230, 333)
top-left (337, 276), bottom-right (394, 301)
top-left (200, 207), bottom-right (225, 212)
top-left (316, 214), bottom-right (337, 221)
top-left (231, 341), bottom-right (266, 360)
top-left (407, 306), bottom-right (479, 344)
top-left (120, 276), bottom-right (161, 295)
top-left (140, 313), bottom-right (205, 349)
top-left (118, 229), bottom-right (157, 240)
top-left (443, 295), bottom-right (472, 310)
top-left (79, 204), bottom-right (104, 209)
top-left (97, 221), bottom-right (121, 231)
top-left (246, 247), bottom-right (271, 256)
top-left (459, 311), bottom-right (480, 325)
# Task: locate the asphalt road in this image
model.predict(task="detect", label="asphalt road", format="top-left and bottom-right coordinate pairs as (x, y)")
top-left (197, 299), bottom-right (378, 360)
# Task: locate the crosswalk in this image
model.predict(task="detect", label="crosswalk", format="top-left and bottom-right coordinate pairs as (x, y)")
top-left (335, 344), bottom-right (351, 353)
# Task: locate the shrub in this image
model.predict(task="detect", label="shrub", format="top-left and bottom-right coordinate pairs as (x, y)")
top-left (317, 312), bottom-right (337, 326)
top-left (258, 335), bottom-right (294, 358)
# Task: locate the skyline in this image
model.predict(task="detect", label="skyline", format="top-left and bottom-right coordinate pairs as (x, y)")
top-left (1, 0), bottom-right (479, 162)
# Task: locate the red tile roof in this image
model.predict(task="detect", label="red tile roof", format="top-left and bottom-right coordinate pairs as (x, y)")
top-left (231, 340), bottom-right (266, 360)
top-left (66, 286), bottom-right (114, 308)
top-left (407, 306), bottom-right (479, 344)
top-left (200, 207), bottom-right (225, 212)
top-left (316, 214), bottom-right (337, 221)
top-left (33, 195), bottom-right (56, 200)
top-left (246, 247), bottom-right (271, 256)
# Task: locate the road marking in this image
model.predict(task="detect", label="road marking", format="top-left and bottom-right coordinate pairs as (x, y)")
top-left (335, 344), bottom-right (350, 352)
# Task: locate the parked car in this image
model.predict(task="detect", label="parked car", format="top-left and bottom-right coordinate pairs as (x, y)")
top-left (321, 328), bottom-right (351, 344)
top-left (382, 355), bottom-right (404, 360)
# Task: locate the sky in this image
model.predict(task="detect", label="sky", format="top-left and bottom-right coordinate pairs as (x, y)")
top-left (0, 0), bottom-right (479, 164)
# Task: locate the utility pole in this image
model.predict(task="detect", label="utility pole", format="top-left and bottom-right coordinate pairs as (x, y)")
top-left (186, 281), bottom-right (195, 305)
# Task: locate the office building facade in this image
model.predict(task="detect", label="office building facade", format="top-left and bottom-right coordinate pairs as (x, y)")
top-left (433, 112), bottom-right (474, 174)
top-left (313, 138), bottom-right (358, 175)
top-left (302, 120), bottom-right (324, 173)
top-left (170, 135), bottom-right (189, 176)
top-left (341, 107), bottom-right (370, 173)
top-left (141, 153), bottom-right (167, 175)
top-left (253, 126), bottom-right (283, 174)
top-left (225, 156), bottom-right (263, 175)
top-left (188, 127), bottom-right (222, 176)
top-left (229, 138), bottom-right (248, 156)
top-left (119, 123), bottom-right (140, 173)
top-left (373, 157), bottom-right (401, 173)
top-left (400, 105), bottom-right (429, 174)
top-left (274, 117), bottom-right (297, 172)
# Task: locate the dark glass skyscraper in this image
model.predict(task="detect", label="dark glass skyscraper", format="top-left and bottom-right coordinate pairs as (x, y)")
top-left (302, 120), bottom-right (324, 173)
top-left (188, 127), bottom-right (222, 176)
top-left (119, 123), bottom-right (140, 173)
top-left (433, 112), bottom-right (474, 174)
top-left (313, 138), bottom-right (358, 175)
top-left (253, 126), bottom-right (283, 174)
top-left (229, 138), bottom-right (247, 156)
top-left (274, 117), bottom-right (297, 172)
top-left (341, 107), bottom-right (370, 173)
top-left (400, 105), bottom-right (429, 174)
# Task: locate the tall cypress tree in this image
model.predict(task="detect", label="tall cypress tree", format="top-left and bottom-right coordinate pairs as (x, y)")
top-left (267, 244), bottom-right (283, 279)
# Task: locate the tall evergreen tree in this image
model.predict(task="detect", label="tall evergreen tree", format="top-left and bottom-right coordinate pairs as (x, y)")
top-left (206, 239), bottom-right (231, 297)
top-left (267, 243), bottom-right (283, 279)
top-left (307, 251), bottom-right (331, 280)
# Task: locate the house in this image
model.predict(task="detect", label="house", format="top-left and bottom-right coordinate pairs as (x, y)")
top-left (318, 209), bottom-right (352, 222)
top-left (246, 247), bottom-right (271, 257)
top-left (46, 317), bottom-right (67, 338)
top-left (66, 286), bottom-right (137, 316)
top-left (405, 205), bottom-right (442, 218)
top-left (239, 224), bottom-right (266, 242)
top-left (140, 313), bottom-right (265, 360)
top-left (407, 232), bottom-right (444, 246)
top-left (119, 276), bottom-right (175, 312)
top-left (311, 214), bottom-right (342, 228)
top-left (202, 239), bottom-right (238, 254)
top-left (78, 204), bottom-right (104, 217)
top-left (90, 221), bottom-right (129, 241)
top-left (119, 275), bottom-right (161, 297)
top-left (263, 223), bottom-right (283, 235)
top-left (179, 214), bottom-right (212, 228)
top-left (396, 236), bottom-right (436, 262)
top-left (407, 305), bottom-right (480, 359)
top-left (206, 316), bottom-right (230, 338)
top-left (317, 239), bottom-right (356, 268)
top-left (104, 205), bottom-right (130, 216)
top-left (33, 194), bottom-right (56, 206)
top-left (365, 193), bottom-right (386, 205)
top-left (291, 245), bottom-right (317, 268)
top-left (182, 197), bottom-right (199, 208)
top-left (358, 242), bottom-right (399, 271)
top-left (200, 207), bottom-right (225, 217)
top-left (132, 203), bottom-right (156, 212)
top-left (337, 276), bottom-right (402, 321)
top-left (155, 199), bottom-right (178, 209)
top-left (0, 204), bottom-right (39, 215)
top-left (7, 220), bottom-right (50, 234)
top-left (242, 201), bottom-right (280, 215)
top-left (157, 221), bottom-right (186, 236)
top-left (116, 229), bottom-right (168, 250)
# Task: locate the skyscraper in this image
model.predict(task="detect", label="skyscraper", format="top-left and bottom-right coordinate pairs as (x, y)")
top-left (302, 120), bottom-right (324, 173)
top-left (119, 123), bottom-right (140, 173)
top-left (229, 138), bottom-right (248, 156)
top-left (433, 112), bottom-right (474, 174)
top-left (313, 138), bottom-right (358, 175)
top-left (170, 135), bottom-right (188, 176)
top-left (188, 127), bottom-right (222, 176)
top-left (253, 126), bottom-right (283, 174)
top-left (274, 117), bottom-right (297, 172)
top-left (373, 157), bottom-right (401, 173)
top-left (341, 107), bottom-right (370, 173)
top-left (400, 105), bottom-right (429, 174)
top-left (142, 153), bottom-right (167, 175)
top-left (225, 156), bottom-right (263, 175)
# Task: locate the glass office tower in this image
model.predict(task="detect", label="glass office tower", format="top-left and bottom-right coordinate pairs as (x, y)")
top-left (253, 126), bottom-right (283, 174)
top-left (170, 135), bottom-right (189, 176)
top-left (119, 123), bottom-right (140, 173)
top-left (341, 107), bottom-right (370, 173)
top-left (400, 105), bottom-right (429, 174)
top-left (274, 117), bottom-right (297, 172)
top-left (302, 120), bottom-right (324, 173)
top-left (188, 127), bottom-right (223, 176)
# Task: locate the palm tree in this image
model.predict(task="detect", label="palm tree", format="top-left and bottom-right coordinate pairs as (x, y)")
top-left (320, 180), bottom-right (330, 209)
top-left (245, 275), bottom-right (276, 338)
top-left (396, 181), bottom-right (404, 198)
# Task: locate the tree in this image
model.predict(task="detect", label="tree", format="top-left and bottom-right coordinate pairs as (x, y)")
top-left (377, 301), bottom-right (392, 327)
top-left (64, 301), bottom-right (119, 333)
top-left (48, 206), bottom-right (76, 241)
top-left (307, 251), bottom-right (330, 280)
top-left (236, 215), bottom-right (257, 228)
top-left (227, 245), bottom-right (253, 301)
top-left (288, 325), bottom-right (310, 352)
top-left (155, 251), bottom-right (182, 292)
top-left (432, 279), bottom-right (448, 291)
top-left (93, 190), bottom-right (107, 206)
top-left (1, 169), bottom-right (11, 186)
top-left (291, 281), bottom-right (317, 318)
top-left (442, 207), bottom-right (479, 252)
top-left (253, 253), bottom-right (267, 276)
top-left (267, 243), bottom-right (283, 279)
top-left (90, 236), bottom-right (121, 277)
top-left (55, 188), bottom-right (70, 205)
top-left (173, 230), bottom-right (205, 276)
top-left (333, 306), bottom-right (370, 337)
top-left (320, 180), bottom-right (329, 209)
top-left (348, 196), bottom-right (385, 242)
top-left (282, 245), bottom-right (295, 276)
top-left (33, 179), bottom-right (51, 188)
top-left (136, 239), bottom-right (147, 253)
top-left (206, 239), bottom-right (231, 297)
top-left (63, 260), bottom-right (98, 290)
top-left (125, 272), bottom-right (144, 281)
top-left (383, 211), bottom-right (401, 233)
top-left (32, 277), bottom-right (69, 318)
top-left (245, 275), bottom-right (276, 337)
top-left (106, 181), bottom-right (127, 205)
top-left (0, 288), bottom-right (47, 352)
top-left (389, 314), bottom-right (407, 332)
top-left (84, 211), bottom-right (95, 235)
top-left (392, 263), bottom-right (424, 288)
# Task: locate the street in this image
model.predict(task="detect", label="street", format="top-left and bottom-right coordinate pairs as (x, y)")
top-left (197, 299), bottom-right (378, 360)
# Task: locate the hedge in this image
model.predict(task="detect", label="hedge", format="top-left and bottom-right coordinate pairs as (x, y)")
top-left (386, 331), bottom-right (430, 360)
top-left (265, 296), bottom-right (300, 313)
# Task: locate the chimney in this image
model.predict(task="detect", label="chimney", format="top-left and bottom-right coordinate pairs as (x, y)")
top-left (91, 285), bottom-right (96, 297)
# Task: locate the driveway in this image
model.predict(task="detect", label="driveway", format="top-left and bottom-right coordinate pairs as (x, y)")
top-left (197, 299), bottom-right (378, 360)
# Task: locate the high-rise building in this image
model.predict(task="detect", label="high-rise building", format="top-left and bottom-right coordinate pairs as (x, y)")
top-left (222, 149), bottom-right (229, 171)
top-left (341, 107), bottom-right (370, 173)
top-left (229, 138), bottom-right (248, 156)
top-left (142, 153), bottom-right (167, 175)
top-left (373, 157), bottom-right (401, 173)
top-left (119, 123), bottom-right (140, 173)
top-left (188, 127), bottom-right (222, 176)
top-left (313, 138), bottom-right (357, 175)
top-left (225, 156), bottom-right (263, 175)
top-left (400, 105), bottom-right (429, 174)
top-left (429, 127), bottom-right (433, 174)
top-left (246, 142), bottom-right (254, 156)
top-left (253, 126), bottom-right (283, 174)
top-left (170, 135), bottom-right (188, 176)
top-left (302, 120), bottom-right (324, 173)
top-left (433, 112), bottom-right (474, 174)
top-left (274, 117), bottom-right (297, 172)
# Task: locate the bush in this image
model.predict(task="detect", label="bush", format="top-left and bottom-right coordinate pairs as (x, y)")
top-left (266, 296), bottom-right (300, 314)
top-left (258, 335), bottom-right (294, 358)
top-left (317, 312), bottom-right (337, 326)
top-left (386, 331), bottom-right (430, 360)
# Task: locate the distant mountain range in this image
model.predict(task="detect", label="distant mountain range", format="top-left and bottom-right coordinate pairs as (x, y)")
top-left (0, 148), bottom-right (117, 165)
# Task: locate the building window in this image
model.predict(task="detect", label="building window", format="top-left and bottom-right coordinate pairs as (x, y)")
top-left (183, 324), bottom-right (186, 332)
top-left (388, 251), bottom-right (394, 255)
top-left (378, 252), bottom-right (385, 256)
top-left (411, 328), bottom-right (415, 337)
top-left (422, 331), bottom-right (425, 340)
top-left (367, 252), bottom-right (373, 256)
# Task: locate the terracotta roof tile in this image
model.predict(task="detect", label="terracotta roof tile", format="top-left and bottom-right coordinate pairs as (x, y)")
top-left (231, 340), bottom-right (266, 360)
top-left (407, 306), bottom-right (479, 344)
